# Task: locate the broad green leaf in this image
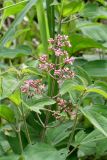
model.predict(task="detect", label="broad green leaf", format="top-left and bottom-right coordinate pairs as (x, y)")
top-left (0, 154), bottom-right (18, 160)
top-left (23, 143), bottom-right (67, 160)
top-left (9, 90), bottom-right (21, 106)
top-left (94, 81), bottom-right (107, 93)
top-left (21, 68), bottom-right (42, 76)
top-left (74, 129), bottom-right (107, 157)
top-left (81, 3), bottom-right (107, 20)
top-left (60, 80), bottom-right (75, 95)
top-left (82, 60), bottom-right (107, 77)
top-left (97, 0), bottom-right (105, 5)
top-left (6, 133), bottom-right (28, 154)
top-left (45, 120), bottom-right (72, 146)
top-left (74, 58), bottom-right (87, 67)
top-left (0, 132), bottom-right (10, 156)
top-left (77, 22), bottom-right (107, 42)
top-left (80, 107), bottom-right (107, 137)
top-left (63, 0), bottom-right (84, 16)
top-left (73, 85), bottom-right (86, 91)
top-left (68, 91), bottom-right (77, 105)
top-left (60, 79), bottom-right (85, 95)
top-left (0, 46), bottom-right (32, 59)
top-left (87, 87), bottom-right (107, 99)
top-left (0, 143), bottom-right (66, 160)
top-left (0, 105), bottom-right (15, 122)
top-left (86, 105), bottom-right (107, 117)
top-left (0, 75), bottom-right (19, 100)
top-left (70, 34), bottom-right (105, 53)
top-left (0, 0), bottom-right (37, 46)
top-left (3, 0), bottom-right (26, 18)
top-left (23, 97), bottom-right (56, 113)
top-left (0, 0), bottom-right (25, 29)
top-left (75, 66), bottom-right (92, 85)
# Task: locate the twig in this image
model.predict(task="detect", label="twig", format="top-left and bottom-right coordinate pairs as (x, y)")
top-left (67, 105), bottom-right (79, 148)
top-left (36, 113), bottom-right (45, 128)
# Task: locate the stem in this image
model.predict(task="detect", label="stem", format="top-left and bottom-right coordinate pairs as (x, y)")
top-left (67, 105), bottom-right (79, 148)
top-left (15, 110), bottom-right (23, 154)
top-left (67, 146), bottom-right (78, 158)
top-left (20, 90), bottom-right (32, 144)
top-left (67, 91), bottom-right (85, 149)
top-left (36, 113), bottom-right (45, 128)
top-left (17, 127), bottom-right (23, 154)
top-left (21, 104), bottom-right (32, 144)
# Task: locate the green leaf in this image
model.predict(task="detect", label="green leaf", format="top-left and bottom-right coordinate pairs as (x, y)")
top-left (0, 46), bottom-right (32, 59)
top-left (75, 66), bottom-right (92, 85)
top-left (0, 75), bottom-right (19, 100)
top-left (77, 22), bottom-right (107, 42)
top-left (81, 3), bottom-right (107, 20)
top-left (0, 154), bottom-right (18, 160)
top-left (94, 81), bottom-right (107, 93)
top-left (3, 0), bottom-right (26, 18)
top-left (9, 90), bottom-right (21, 106)
top-left (63, 0), bottom-right (84, 16)
top-left (82, 60), bottom-right (107, 77)
top-left (23, 97), bottom-right (56, 113)
top-left (80, 107), bottom-right (107, 137)
top-left (6, 132), bottom-right (28, 154)
top-left (74, 129), bottom-right (107, 157)
top-left (60, 79), bottom-right (85, 95)
top-left (87, 87), bottom-right (107, 99)
top-left (70, 34), bottom-right (105, 53)
top-left (0, 132), bottom-right (10, 156)
top-left (45, 120), bottom-right (72, 146)
top-left (0, 0), bottom-right (38, 46)
top-left (23, 143), bottom-right (67, 160)
top-left (0, 105), bottom-right (15, 123)
top-left (86, 105), bottom-right (107, 117)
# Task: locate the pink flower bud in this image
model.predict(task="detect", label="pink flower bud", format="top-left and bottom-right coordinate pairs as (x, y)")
top-left (21, 84), bottom-right (29, 93)
top-left (48, 38), bottom-right (54, 44)
top-left (54, 69), bottom-right (61, 76)
top-left (65, 57), bottom-right (75, 64)
top-left (39, 54), bottom-right (48, 63)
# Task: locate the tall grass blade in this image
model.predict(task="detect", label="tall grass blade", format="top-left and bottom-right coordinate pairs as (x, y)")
top-left (36, 0), bottom-right (49, 53)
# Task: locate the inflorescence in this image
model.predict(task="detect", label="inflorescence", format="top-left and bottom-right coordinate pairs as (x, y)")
top-left (21, 34), bottom-right (75, 119)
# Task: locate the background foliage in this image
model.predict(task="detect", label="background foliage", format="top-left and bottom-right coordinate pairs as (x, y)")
top-left (1, 0), bottom-right (107, 160)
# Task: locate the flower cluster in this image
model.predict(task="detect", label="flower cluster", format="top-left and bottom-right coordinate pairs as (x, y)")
top-left (54, 67), bottom-right (75, 79)
top-left (52, 97), bottom-right (73, 120)
top-left (39, 34), bottom-right (75, 84)
top-left (21, 79), bottom-right (45, 96)
top-left (39, 54), bottom-right (55, 71)
top-left (48, 34), bottom-right (71, 57)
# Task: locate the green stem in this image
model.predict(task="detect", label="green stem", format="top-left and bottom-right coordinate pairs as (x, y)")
top-left (19, 88), bottom-right (31, 144)
top-left (15, 113), bottom-right (23, 154)
top-left (67, 91), bottom-right (86, 149)
top-left (67, 105), bottom-right (79, 148)
top-left (17, 127), bottom-right (23, 154)
top-left (21, 104), bottom-right (32, 144)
